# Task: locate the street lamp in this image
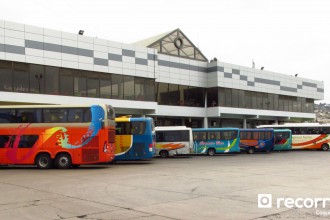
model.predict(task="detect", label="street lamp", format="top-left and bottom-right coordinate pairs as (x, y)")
top-left (35, 74), bottom-right (43, 93)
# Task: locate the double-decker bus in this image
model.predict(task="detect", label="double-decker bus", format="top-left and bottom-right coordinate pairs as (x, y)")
top-left (274, 129), bottom-right (292, 151)
top-left (239, 129), bottom-right (274, 154)
top-left (258, 123), bottom-right (330, 151)
top-left (155, 126), bottom-right (193, 158)
top-left (0, 104), bottom-right (116, 169)
top-left (192, 128), bottom-right (240, 155)
top-left (115, 117), bottom-right (155, 161)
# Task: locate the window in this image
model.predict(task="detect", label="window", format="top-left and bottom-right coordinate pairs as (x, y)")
top-left (13, 62), bottom-right (29, 93)
top-left (111, 74), bottom-right (123, 99)
top-left (0, 60), bottom-right (13, 91)
top-left (156, 130), bottom-right (190, 142)
top-left (131, 122), bottom-right (146, 135)
top-left (0, 135), bottom-right (10, 148)
top-left (0, 109), bottom-right (16, 123)
top-left (100, 73), bottom-right (111, 98)
top-left (221, 130), bottom-right (238, 140)
top-left (193, 131), bottom-right (207, 141)
top-left (116, 122), bottom-right (131, 135)
top-left (45, 66), bottom-right (59, 95)
top-left (74, 70), bottom-right (87, 97)
top-left (208, 131), bottom-right (220, 140)
top-left (18, 135), bottom-right (39, 148)
top-left (16, 109), bottom-right (41, 123)
top-left (123, 75), bottom-right (134, 100)
top-left (30, 64), bottom-right (44, 94)
top-left (87, 72), bottom-right (99, 97)
top-left (43, 109), bottom-right (68, 123)
top-left (135, 77), bottom-right (146, 101)
top-left (60, 68), bottom-right (74, 96)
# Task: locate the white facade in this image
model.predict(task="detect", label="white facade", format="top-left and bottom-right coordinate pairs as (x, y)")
top-left (0, 20), bottom-right (324, 127)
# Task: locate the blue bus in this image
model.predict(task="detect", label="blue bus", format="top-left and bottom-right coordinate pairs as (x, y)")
top-left (239, 129), bottom-right (274, 154)
top-left (192, 128), bottom-right (240, 155)
top-left (274, 129), bottom-right (292, 151)
top-left (115, 117), bottom-right (155, 161)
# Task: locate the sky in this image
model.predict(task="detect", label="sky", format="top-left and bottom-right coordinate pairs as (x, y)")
top-left (2, 0), bottom-right (330, 102)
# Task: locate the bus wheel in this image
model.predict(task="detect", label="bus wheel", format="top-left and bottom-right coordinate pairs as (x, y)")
top-left (35, 153), bottom-right (53, 169)
top-left (247, 147), bottom-right (255, 154)
top-left (321, 144), bottom-right (329, 151)
top-left (207, 148), bottom-right (216, 156)
top-left (159, 150), bottom-right (169, 158)
top-left (55, 153), bottom-right (72, 169)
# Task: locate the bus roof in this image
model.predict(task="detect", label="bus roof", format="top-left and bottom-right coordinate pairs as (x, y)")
top-left (155, 126), bottom-right (191, 131)
top-left (0, 104), bottom-right (111, 109)
top-left (192, 128), bottom-right (239, 131)
top-left (258, 123), bottom-right (330, 128)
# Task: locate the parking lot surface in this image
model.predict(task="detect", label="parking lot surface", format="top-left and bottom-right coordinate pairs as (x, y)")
top-left (1, 151), bottom-right (330, 220)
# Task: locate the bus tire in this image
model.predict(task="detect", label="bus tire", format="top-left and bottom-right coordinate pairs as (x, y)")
top-left (321, 144), bottom-right (329, 151)
top-left (35, 153), bottom-right (53, 169)
top-left (159, 150), bottom-right (169, 158)
top-left (207, 148), bottom-right (216, 156)
top-left (55, 153), bottom-right (72, 169)
top-left (247, 147), bottom-right (255, 154)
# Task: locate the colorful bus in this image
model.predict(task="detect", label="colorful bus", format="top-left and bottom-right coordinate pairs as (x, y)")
top-left (155, 126), bottom-right (193, 158)
top-left (258, 123), bottom-right (330, 151)
top-left (0, 104), bottom-right (116, 169)
top-left (115, 117), bottom-right (155, 161)
top-left (274, 129), bottom-right (292, 151)
top-left (239, 129), bottom-right (274, 154)
top-left (192, 128), bottom-right (240, 155)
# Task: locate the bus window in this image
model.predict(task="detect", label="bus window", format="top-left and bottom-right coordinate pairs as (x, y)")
top-left (0, 135), bottom-right (10, 148)
top-left (253, 131), bottom-right (259, 139)
top-left (0, 109), bottom-right (16, 123)
top-left (18, 135), bottom-right (39, 148)
top-left (131, 122), bottom-right (146, 135)
top-left (221, 130), bottom-right (237, 140)
top-left (259, 132), bottom-right (265, 140)
top-left (208, 131), bottom-right (219, 140)
top-left (193, 131), bottom-right (206, 141)
top-left (68, 108), bottom-right (84, 123)
top-left (17, 109), bottom-right (41, 123)
top-left (43, 109), bottom-right (68, 123)
top-left (116, 122), bottom-right (131, 135)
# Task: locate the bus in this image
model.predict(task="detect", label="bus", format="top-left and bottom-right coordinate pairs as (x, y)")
top-left (258, 123), bottom-right (330, 151)
top-left (0, 104), bottom-right (116, 169)
top-left (239, 129), bottom-right (274, 154)
top-left (155, 126), bottom-right (193, 158)
top-left (274, 129), bottom-right (292, 151)
top-left (192, 128), bottom-right (240, 155)
top-left (115, 117), bottom-right (155, 161)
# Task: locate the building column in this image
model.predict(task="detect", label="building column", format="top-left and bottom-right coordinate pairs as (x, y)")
top-left (204, 117), bottom-right (208, 128)
top-left (274, 120), bottom-right (278, 125)
top-left (243, 118), bottom-right (247, 128)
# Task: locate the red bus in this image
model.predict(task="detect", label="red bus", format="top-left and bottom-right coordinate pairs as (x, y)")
top-left (0, 104), bottom-right (116, 169)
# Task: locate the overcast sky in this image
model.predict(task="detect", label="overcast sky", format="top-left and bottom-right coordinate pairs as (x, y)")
top-left (2, 0), bottom-right (330, 102)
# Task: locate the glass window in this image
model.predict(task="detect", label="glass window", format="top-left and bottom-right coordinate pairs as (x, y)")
top-left (43, 109), bottom-right (68, 123)
top-left (13, 62), bottom-right (29, 93)
top-left (69, 108), bottom-right (90, 123)
top-left (221, 130), bottom-right (238, 140)
top-left (30, 64), bottom-right (44, 94)
top-left (156, 130), bottom-right (189, 142)
top-left (184, 87), bottom-right (204, 107)
top-left (193, 131), bottom-right (207, 141)
top-left (0, 60), bottom-right (13, 91)
top-left (167, 84), bottom-right (180, 105)
top-left (207, 87), bottom-right (218, 107)
top-left (74, 70), bottom-right (87, 97)
top-left (45, 66), bottom-right (59, 95)
top-left (0, 109), bottom-right (16, 123)
top-left (208, 131), bottom-right (220, 140)
top-left (232, 89), bottom-right (239, 107)
top-left (156, 83), bottom-right (168, 105)
top-left (116, 122), bottom-right (131, 135)
top-left (111, 74), bottom-right (123, 99)
top-left (0, 135), bottom-right (11, 148)
top-left (16, 109), bottom-right (41, 123)
top-left (131, 121), bottom-right (146, 135)
top-left (239, 90), bottom-right (245, 108)
top-left (18, 135), bottom-right (39, 148)
top-left (123, 75), bottom-right (134, 100)
top-left (87, 72), bottom-right (99, 98)
top-left (135, 77), bottom-right (146, 101)
top-left (225, 88), bottom-right (232, 107)
top-left (219, 88), bottom-right (225, 107)
top-left (60, 68), bottom-right (74, 96)
top-left (145, 78), bottom-right (155, 101)
top-left (99, 73), bottom-right (111, 99)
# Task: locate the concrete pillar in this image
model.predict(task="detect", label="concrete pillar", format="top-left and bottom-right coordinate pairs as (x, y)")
top-left (243, 118), bottom-right (247, 128)
top-left (274, 120), bottom-right (278, 125)
top-left (204, 117), bottom-right (208, 128)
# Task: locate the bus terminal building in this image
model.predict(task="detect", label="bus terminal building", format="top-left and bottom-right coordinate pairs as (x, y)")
top-left (0, 20), bottom-right (324, 128)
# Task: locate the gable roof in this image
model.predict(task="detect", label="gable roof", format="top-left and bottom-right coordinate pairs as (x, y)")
top-left (133, 29), bottom-right (208, 62)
